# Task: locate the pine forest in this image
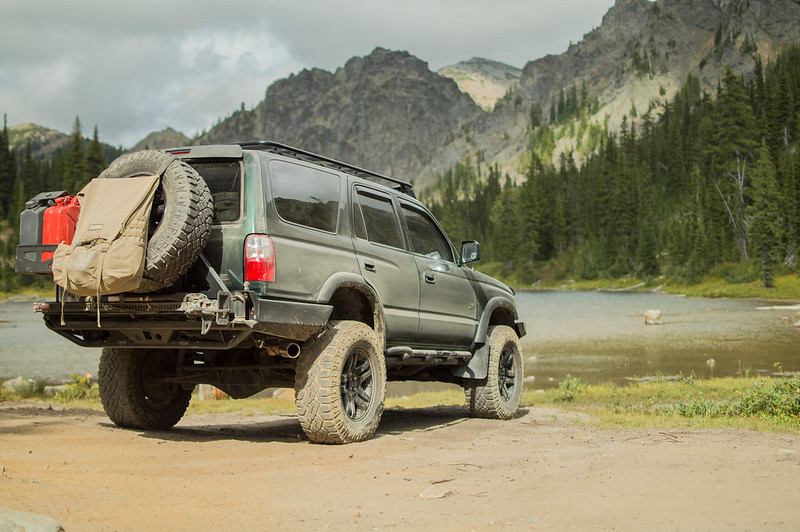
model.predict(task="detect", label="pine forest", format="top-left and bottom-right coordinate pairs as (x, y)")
top-left (424, 45), bottom-right (800, 290)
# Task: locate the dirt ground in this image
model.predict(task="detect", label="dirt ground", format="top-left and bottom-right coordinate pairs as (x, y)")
top-left (1, 401), bottom-right (798, 531)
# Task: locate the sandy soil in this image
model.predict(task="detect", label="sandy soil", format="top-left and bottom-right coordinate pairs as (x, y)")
top-left (1, 401), bottom-right (798, 531)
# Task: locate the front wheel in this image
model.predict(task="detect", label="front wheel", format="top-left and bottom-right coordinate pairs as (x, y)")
top-left (98, 347), bottom-right (192, 430)
top-left (294, 321), bottom-right (386, 444)
top-left (464, 325), bottom-right (523, 419)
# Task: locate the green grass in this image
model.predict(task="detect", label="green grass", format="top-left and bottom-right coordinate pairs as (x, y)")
top-left (526, 375), bottom-right (800, 432)
top-left (3, 376), bottom-right (798, 433)
top-left (474, 258), bottom-right (800, 299)
top-left (0, 285), bottom-right (51, 302)
top-left (518, 274), bottom-right (800, 300)
top-left (661, 274), bottom-right (800, 299)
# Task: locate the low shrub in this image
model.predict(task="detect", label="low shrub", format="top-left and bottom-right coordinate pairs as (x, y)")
top-left (55, 373), bottom-right (99, 401)
top-left (734, 376), bottom-right (800, 421)
top-left (554, 374), bottom-right (583, 402)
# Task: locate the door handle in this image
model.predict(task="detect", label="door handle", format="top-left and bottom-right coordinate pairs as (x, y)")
top-left (363, 260), bottom-right (376, 272)
top-left (424, 272), bottom-right (435, 283)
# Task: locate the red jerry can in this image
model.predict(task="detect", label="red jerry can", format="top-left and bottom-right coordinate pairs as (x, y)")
top-left (42, 195), bottom-right (81, 260)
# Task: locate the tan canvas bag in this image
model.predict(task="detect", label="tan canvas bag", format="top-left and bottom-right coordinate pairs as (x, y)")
top-left (52, 175), bottom-right (160, 301)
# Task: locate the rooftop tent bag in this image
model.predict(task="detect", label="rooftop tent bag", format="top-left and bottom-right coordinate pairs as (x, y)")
top-left (52, 174), bottom-right (160, 298)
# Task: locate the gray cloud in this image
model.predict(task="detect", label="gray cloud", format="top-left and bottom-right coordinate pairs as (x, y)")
top-left (0, 0), bottom-right (613, 148)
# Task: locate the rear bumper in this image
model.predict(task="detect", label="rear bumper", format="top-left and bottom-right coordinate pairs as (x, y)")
top-left (40, 291), bottom-right (332, 349)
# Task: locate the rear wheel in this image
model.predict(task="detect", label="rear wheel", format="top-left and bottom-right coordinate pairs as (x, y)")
top-left (464, 325), bottom-right (523, 419)
top-left (99, 347), bottom-right (191, 430)
top-left (294, 321), bottom-right (386, 444)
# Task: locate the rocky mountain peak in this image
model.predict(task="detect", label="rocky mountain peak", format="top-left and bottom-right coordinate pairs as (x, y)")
top-left (130, 128), bottom-right (190, 152)
top-left (197, 46), bottom-right (482, 182)
top-left (438, 58), bottom-right (522, 111)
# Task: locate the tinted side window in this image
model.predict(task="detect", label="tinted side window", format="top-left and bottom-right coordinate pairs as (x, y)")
top-left (401, 204), bottom-right (453, 262)
top-left (189, 161), bottom-right (242, 223)
top-left (269, 160), bottom-right (340, 232)
top-left (352, 197), bottom-right (367, 240)
top-left (356, 190), bottom-right (404, 249)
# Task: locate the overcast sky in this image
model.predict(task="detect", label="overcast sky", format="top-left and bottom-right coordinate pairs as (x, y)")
top-left (1, 0), bottom-right (615, 148)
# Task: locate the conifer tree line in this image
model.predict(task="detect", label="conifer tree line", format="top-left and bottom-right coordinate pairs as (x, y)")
top-left (0, 117), bottom-right (113, 291)
top-left (424, 44), bottom-right (800, 288)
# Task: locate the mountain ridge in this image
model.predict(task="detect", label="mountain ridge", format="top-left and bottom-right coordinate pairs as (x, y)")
top-left (193, 0), bottom-right (800, 185)
top-left (8, 0), bottom-right (800, 187)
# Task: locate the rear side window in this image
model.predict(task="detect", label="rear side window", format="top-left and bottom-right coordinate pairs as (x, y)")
top-left (269, 160), bottom-right (340, 232)
top-left (355, 190), bottom-right (404, 249)
top-left (190, 161), bottom-right (242, 223)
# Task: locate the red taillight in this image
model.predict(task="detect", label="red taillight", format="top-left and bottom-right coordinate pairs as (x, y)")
top-left (244, 234), bottom-right (275, 282)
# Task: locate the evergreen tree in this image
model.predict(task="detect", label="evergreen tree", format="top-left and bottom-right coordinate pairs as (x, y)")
top-left (0, 115), bottom-right (16, 221)
top-left (515, 159), bottom-right (541, 282)
top-left (637, 220), bottom-right (660, 277)
top-left (62, 116), bottom-right (86, 193)
top-left (491, 177), bottom-right (518, 270)
top-left (10, 142), bottom-right (39, 223)
top-left (749, 141), bottom-right (783, 287)
top-left (86, 126), bottom-right (106, 181)
top-left (709, 68), bottom-right (758, 261)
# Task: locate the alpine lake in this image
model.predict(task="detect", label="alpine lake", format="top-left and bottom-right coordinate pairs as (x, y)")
top-left (2, 291), bottom-right (799, 391)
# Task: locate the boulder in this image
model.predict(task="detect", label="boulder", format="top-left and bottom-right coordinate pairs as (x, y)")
top-left (0, 507), bottom-right (63, 532)
top-left (197, 384), bottom-right (229, 401)
top-left (2, 377), bottom-right (35, 393)
top-left (644, 309), bottom-right (662, 325)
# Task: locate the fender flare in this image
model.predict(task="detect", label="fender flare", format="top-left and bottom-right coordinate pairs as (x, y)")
top-left (451, 296), bottom-right (521, 380)
top-left (474, 296), bottom-right (521, 344)
top-left (316, 273), bottom-right (387, 350)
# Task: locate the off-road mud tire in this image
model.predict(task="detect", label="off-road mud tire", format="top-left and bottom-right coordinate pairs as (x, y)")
top-left (99, 150), bottom-right (213, 288)
top-left (99, 347), bottom-right (192, 430)
top-left (464, 325), bottom-right (523, 419)
top-left (294, 320), bottom-right (386, 444)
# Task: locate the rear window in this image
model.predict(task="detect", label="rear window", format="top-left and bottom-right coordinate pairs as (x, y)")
top-left (355, 189), bottom-right (404, 249)
top-left (269, 160), bottom-right (340, 233)
top-left (189, 161), bottom-right (242, 223)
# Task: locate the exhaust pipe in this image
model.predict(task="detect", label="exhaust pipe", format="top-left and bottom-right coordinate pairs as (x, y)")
top-left (261, 341), bottom-right (301, 359)
top-left (283, 342), bottom-right (301, 359)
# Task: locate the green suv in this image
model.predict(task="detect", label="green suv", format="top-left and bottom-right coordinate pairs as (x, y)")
top-left (18, 141), bottom-right (526, 443)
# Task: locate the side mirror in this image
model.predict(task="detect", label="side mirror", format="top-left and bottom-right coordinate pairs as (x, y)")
top-left (460, 240), bottom-right (481, 265)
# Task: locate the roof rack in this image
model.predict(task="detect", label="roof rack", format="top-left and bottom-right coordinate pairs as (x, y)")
top-left (238, 141), bottom-right (414, 196)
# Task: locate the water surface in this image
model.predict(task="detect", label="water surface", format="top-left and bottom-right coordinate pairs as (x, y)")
top-left (1, 299), bottom-right (101, 382)
top-left (518, 291), bottom-right (800, 387)
top-left (2, 291), bottom-right (798, 387)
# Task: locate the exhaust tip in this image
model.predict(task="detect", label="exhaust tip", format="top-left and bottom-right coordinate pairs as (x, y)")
top-left (284, 343), bottom-right (301, 359)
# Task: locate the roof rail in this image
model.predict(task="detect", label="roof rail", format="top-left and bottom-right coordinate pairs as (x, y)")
top-left (238, 141), bottom-right (414, 196)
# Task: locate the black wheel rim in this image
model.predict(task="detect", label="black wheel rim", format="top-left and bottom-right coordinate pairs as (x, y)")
top-left (140, 350), bottom-right (180, 409)
top-left (340, 346), bottom-right (374, 422)
top-left (123, 172), bottom-right (164, 239)
top-left (148, 185), bottom-right (166, 238)
top-left (498, 346), bottom-right (517, 403)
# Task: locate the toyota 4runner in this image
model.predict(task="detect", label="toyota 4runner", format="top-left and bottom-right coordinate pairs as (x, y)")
top-left (16, 141), bottom-right (526, 443)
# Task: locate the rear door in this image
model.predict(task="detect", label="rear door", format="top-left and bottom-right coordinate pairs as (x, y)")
top-left (351, 186), bottom-right (420, 345)
top-left (399, 201), bottom-right (477, 349)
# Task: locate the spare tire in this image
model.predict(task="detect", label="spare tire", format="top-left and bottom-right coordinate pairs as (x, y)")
top-left (99, 150), bottom-right (213, 288)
